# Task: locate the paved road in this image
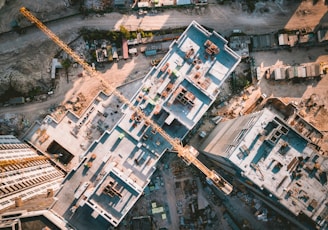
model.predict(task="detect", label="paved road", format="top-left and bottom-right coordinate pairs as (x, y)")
top-left (0, 4), bottom-right (293, 54)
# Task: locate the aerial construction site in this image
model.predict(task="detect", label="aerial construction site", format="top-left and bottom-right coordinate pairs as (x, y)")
top-left (0, 1), bottom-right (328, 230)
top-left (20, 8), bottom-right (240, 228)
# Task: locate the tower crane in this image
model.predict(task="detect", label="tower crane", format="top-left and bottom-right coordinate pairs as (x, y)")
top-left (20, 7), bottom-right (233, 195)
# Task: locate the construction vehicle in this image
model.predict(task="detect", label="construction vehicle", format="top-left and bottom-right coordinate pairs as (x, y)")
top-left (20, 7), bottom-right (233, 195)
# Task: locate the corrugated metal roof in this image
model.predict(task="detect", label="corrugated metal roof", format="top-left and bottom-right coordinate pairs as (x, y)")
top-left (122, 38), bottom-right (129, 59)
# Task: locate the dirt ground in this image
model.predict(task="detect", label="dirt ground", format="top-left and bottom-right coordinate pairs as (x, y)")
top-left (0, 39), bottom-right (58, 96)
top-left (0, 0), bottom-right (78, 33)
top-left (53, 50), bottom-right (156, 119)
top-left (0, 0), bottom-right (79, 98)
top-left (284, 0), bottom-right (328, 31)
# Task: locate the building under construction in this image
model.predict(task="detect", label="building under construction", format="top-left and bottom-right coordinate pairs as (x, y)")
top-left (0, 135), bottom-right (65, 212)
top-left (22, 20), bottom-right (240, 229)
top-left (200, 108), bottom-right (328, 229)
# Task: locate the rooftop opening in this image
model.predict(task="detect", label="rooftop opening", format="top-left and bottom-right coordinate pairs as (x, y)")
top-left (263, 120), bottom-right (279, 136)
top-left (272, 162), bottom-right (283, 174)
top-left (280, 125), bottom-right (289, 135)
top-left (46, 141), bottom-right (74, 165)
top-left (251, 141), bottom-right (272, 165)
top-left (278, 142), bottom-right (290, 155)
top-left (103, 181), bottom-right (122, 199)
top-left (21, 216), bottom-right (61, 230)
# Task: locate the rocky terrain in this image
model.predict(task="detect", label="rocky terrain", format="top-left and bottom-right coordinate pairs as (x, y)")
top-left (0, 0), bottom-right (80, 102)
top-left (0, 0), bottom-right (76, 33)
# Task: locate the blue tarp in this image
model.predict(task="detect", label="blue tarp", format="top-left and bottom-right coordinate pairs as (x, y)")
top-left (145, 50), bottom-right (157, 56)
top-left (177, 0), bottom-right (191, 5)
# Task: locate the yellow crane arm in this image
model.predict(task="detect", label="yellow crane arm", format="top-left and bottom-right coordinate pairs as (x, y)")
top-left (20, 7), bottom-right (94, 77)
top-left (19, 7), bottom-right (233, 195)
top-left (0, 156), bottom-right (47, 168)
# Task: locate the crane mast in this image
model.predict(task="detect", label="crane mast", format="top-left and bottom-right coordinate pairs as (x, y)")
top-left (20, 7), bottom-right (233, 195)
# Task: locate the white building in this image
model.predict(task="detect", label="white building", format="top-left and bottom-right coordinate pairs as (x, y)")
top-left (200, 108), bottom-right (328, 229)
top-left (25, 21), bottom-right (241, 229)
top-left (0, 135), bottom-right (64, 211)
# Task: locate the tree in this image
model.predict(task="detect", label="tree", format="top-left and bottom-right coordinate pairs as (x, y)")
top-left (61, 58), bottom-right (71, 70)
top-left (230, 73), bottom-right (251, 94)
top-left (120, 25), bottom-right (131, 39)
top-left (106, 31), bottom-right (120, 43)
top-left (61, 58), bottom-right (71, 83)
